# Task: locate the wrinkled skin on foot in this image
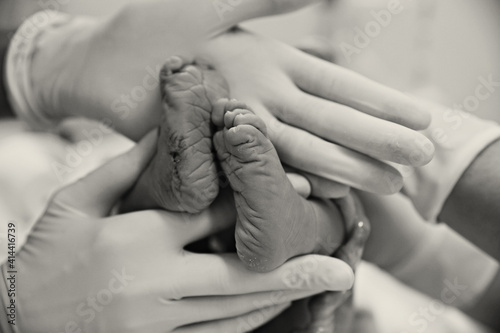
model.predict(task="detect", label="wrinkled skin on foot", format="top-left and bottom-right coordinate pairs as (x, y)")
top-left (256, 194), bottom-right (371, 333)
top-left (122, 58), bottom-right (364, 331)
top-left (122, 57), bottom-right (229, 213)
top-left (212, 100), bottom-right (345, 273)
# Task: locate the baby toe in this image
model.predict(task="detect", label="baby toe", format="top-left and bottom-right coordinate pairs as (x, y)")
top-left (223, 108), bottom-right (253, 128)
top-left (232, 113), bottom-right (267, 137)
top-left (160, 55), bottom-right (190, 77)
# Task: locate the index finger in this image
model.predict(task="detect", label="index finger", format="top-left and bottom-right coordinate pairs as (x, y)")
top-left (176, 253), bottom-right (355, 298)
top-left (269, 118), bottom-right (404, 195)
top-left (160, 188), bottom-right (237, 248)
top-left (287, 51), bottom-right (431, 130)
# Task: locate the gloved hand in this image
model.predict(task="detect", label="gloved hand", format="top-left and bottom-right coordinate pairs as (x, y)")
top-left (254, 193), bottom-right (371, 333)
top-left (7, 1), bottom-right (434, 197)
top-left (11, 0), bottom-right (322, 137)
top-left (201, 29), bottom-right (434, 195)
top-left (1, 130), bottom-right (355, 333)
top-left (358, 192), bottom-right (499, 310)
top-left (396, 98), bottom-right (500, 222)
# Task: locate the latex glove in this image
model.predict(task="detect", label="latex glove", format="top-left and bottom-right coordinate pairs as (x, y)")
top-left (358, 192), bottom-right (499, 310)
top-left (285, 169), bottom-right (351, 199)
top-left (10, 5), bottom-right (433, 197)
top-left (256, 193), bottom-right (371, 333)
top-left (1, 131), bottom-right (355, 333)
top-left (395, 99), bottom-right (500, 221)
top-left (13, 0), bottom-right (320, 137)
top-left (201, 29), bottom-right (434, 195)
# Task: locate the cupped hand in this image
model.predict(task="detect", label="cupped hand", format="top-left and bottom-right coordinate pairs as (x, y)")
top-left (11, 130), bottom-right (354, 333)
top-left (31, 0), bottom-right (434, 196)
top-left (32, 0), bottom-right (320, 139)
top-left (201, 29), bottom-right (435, 195)
top-left (255, 193), bottom-right (371, 333)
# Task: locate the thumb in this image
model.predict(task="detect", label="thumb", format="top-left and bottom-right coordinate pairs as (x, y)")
top-left (49, 129), bottom-right (158, 217)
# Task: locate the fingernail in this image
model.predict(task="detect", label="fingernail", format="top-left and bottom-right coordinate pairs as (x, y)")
top-left (332, 264), bottom-right (355, 291)
top-left (354, 220), bottom-right (370, 242)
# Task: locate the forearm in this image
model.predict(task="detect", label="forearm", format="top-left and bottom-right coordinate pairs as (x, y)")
top-left (440, 138), bottom-right (500, 262)
top-left (361, 192), bottom-right (499, 326)
top-left (465, 269), bottom-right (500, 331)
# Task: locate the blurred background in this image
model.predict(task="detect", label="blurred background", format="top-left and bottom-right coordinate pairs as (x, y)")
top-left (1, 1), bottom-right (499, 332)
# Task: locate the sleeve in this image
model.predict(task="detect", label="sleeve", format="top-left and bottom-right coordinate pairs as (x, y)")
top-left (4, 10), bottom-right (73, 131)
top-left (390, 223), bottom-right (499, 310)
top-left (0, 29), bottom-right (15, 118)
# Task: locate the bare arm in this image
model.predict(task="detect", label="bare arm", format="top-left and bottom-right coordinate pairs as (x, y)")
top-left (440, 139), bottom-right (500, 262)
top-left (465, 270), bottom-right (500, 331)
top-left (438, 138), bottom-right (500, 328)
top-left (360, 192), bottom-right (500, 330)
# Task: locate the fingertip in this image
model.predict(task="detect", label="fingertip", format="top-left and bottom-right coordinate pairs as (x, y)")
top-left (366, 164), bottom-right (403, 195)
top-left (408, 98), bottom-right (433, 131)
top-left (413, 111), bottom-right (432, 131)
top-left (318, 257), bottom-right (355, 291)
top-left (408, 134), bottom-right (435, 167)
top-left (286, 173), bottom-right (312, 198)
top-left (334, 261), bottom-right (355, 291)
top-left (381, 177), bottom-right (403, 195)
top-left (397, 107), bottom-right (432, 131)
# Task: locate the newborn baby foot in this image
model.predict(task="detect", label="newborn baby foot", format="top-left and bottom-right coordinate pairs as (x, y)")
top-left (255, 194), bottom-right (370, 333)
top-left (213, 100), bottom-right (345, 272)
top-left (123, 56), bottom-right (229, 213)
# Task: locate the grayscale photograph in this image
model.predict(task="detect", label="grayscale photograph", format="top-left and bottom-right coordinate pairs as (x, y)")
top-left (0, 0), bottom-right (499, 332)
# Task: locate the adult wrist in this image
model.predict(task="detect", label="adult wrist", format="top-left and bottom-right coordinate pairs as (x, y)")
top-left (390, 224), bottom-right (499, 309)
top-left (401, 100), bottom-right (500, 222)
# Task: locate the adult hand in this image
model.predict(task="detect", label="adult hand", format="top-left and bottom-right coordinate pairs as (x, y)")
top-left (29, 0), bottom-right (320, 138)
top-left (8, 130), bottom-right (355, 333)
top-left (396, 98), bottom-right (500, 222)
top-left (255, 193), bottom-right (371, 333)
top-left (22, 1), bottom-right (435, 197)
top-left (202, 30), bottom-right (434, 195)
